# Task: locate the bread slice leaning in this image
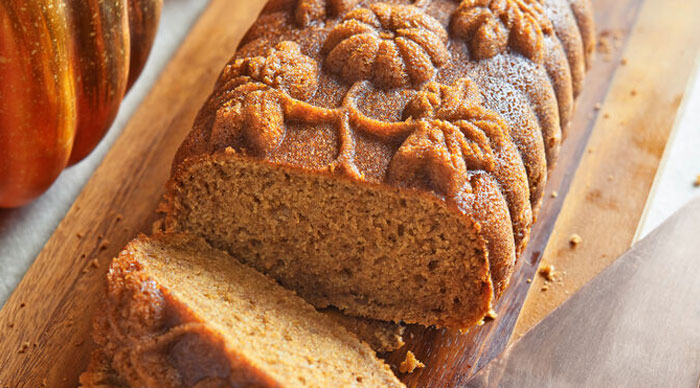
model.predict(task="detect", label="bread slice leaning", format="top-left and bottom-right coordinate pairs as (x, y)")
top-left (80, 233), bottom-right (404, 388)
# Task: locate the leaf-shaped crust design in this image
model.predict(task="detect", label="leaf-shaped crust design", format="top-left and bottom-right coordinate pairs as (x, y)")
top-left (450, 0), bottom-right (553, 63)
top-left (294, 0), bottom-right (360, 27)
top-left (323, 3), bottom-right (450, 89)
top-left (212, 42), bottom-right (319, 156)
top-left (388, 78), bottom-right (507, 197)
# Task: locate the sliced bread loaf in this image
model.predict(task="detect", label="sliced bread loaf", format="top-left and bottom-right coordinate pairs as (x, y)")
top-left (163, 0), bottom-right (595, 330)
top-left (80, 233), bottom-right (404, 388)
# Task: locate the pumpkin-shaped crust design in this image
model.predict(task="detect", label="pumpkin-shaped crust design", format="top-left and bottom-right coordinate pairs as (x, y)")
top-left (323, 3), bottom-right (450, 89)
top-left (212, 41), bottom-right (319, 156)
top-left (294, 0), bottom-right (360, 27)
top-left (388, 79), bottom-right (505, 196)
top-left (451, 0), bottom-right (552, 63)
top-left (222, 41), bottom-right (318, 101)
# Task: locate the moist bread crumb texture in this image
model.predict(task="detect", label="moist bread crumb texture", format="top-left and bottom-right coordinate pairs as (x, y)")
top-left (321, 307), bottom-right (406, 353)
top-left (164, 0), bottom-right (594, 330)
top-left (80, 233), bottom-right (404, 388)
top-left (399, 351), bottom-right (425, 374)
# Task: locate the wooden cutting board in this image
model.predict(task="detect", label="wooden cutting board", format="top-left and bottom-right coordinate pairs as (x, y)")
top-left (1, 0), bottom-right (698, 387)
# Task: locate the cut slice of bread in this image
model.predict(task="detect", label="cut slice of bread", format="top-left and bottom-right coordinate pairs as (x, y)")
top-left (81, 233), bottom-right (404, 388)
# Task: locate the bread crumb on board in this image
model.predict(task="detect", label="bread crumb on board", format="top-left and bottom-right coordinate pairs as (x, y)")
top-left (399, 351), bottom-right (425, 374)
top-left (597, 29), bottom-right (625, 61)
top-left (485, 308), bottom-right (498, 320)
top-left (569, 234), bottom-right (583, 247)
top-left (538, 263), bottom-right (567, 292)
top-left (83, 258), bottom-right (100, 274)
top-left (539, 265), bottom-right (557, 282)
top-left (99, 240), bottom-right (110, 251)
top-left (551, 191), bottom-right (558, 198)
top-left (18, 341), bottom-right (30, 354)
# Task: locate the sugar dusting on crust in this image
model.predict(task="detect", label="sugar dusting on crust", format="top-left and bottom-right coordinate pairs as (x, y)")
top-left (324, 3), bottom-right (450, 89)
top-left (451, 0), bottom-right (553, 63)
top-left (294, 0), bottom-right (361, 27)
top-left (184, 0), bottom-right (590, 218)
top-left (389, 78), bottom-right (500, 196)
top-left (209, 25), bottom-right (523, 210)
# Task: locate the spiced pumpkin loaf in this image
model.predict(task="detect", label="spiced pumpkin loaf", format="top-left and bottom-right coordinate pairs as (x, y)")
top-left (80, 233), bottom-right (404, 388)
top-left (163, 0), bottom-right (595, 329)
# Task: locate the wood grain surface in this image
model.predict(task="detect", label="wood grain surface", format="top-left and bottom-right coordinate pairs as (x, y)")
top-left (512, 0), bottom-right (700, 339)
top-left (0, 0), bottom-right (694, 387)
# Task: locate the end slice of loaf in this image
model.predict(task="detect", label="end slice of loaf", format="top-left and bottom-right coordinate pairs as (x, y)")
top-left (80, 233), bottom-right (404, 388)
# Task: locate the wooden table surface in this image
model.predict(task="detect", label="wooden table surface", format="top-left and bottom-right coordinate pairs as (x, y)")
top-left (0, 0), bottom-right (699, 387)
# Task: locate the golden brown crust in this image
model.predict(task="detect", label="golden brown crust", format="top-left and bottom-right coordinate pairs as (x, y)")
top-left (450, 0), bottom-right (553, 63)
top-left (568, 0), bottom-right (596, 70)
top-left (542, 0), bottom-right (586, 97)
top-left (79, 349), bottom-right (130, 388)
top-left (295, 0), bottom-right (361, 27)
top-left (543, 34), bottom-right (574, 132)
top-left (466, 171), bottom-right (516, 296)
top-left (390, 77), bottom-right (531, 255)
top-left (169, 0), bottom-right (594, 325)
top-left (473, 71), bottom-right (548, 214)
top-left (324, 3), bottom-right (450, 89)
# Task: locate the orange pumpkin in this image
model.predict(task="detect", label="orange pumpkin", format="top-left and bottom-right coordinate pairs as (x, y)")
top-left (0, 0), bottom-right (162, 207)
